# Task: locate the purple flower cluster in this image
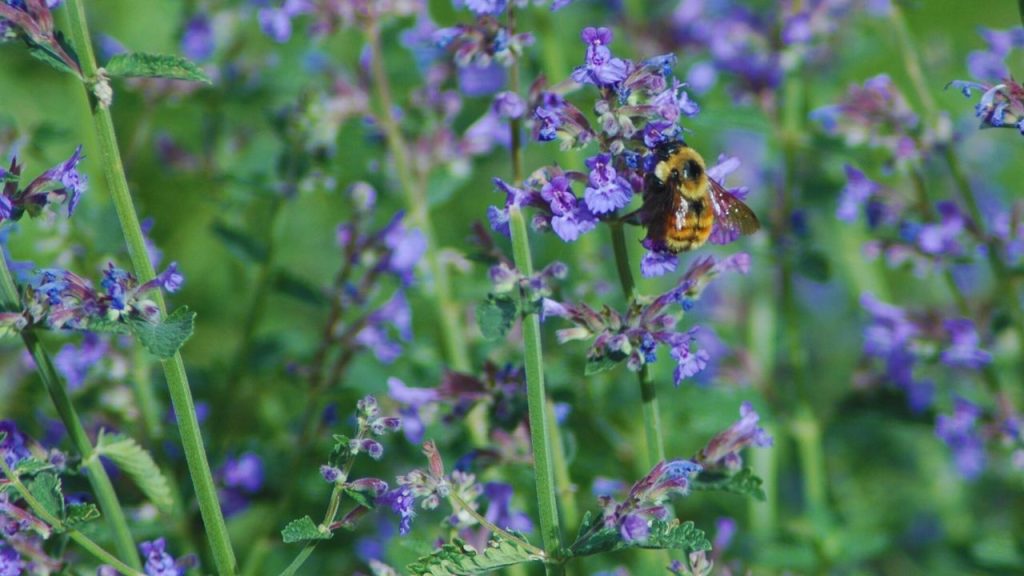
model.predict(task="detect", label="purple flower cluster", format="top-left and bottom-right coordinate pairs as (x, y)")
top-left (543, 254), bottom-right (749, 385)
top-left (12, 262), bottom-right (183, 333)
top-left (333, 186), bottom-right (425, 364)
top-left (860, 293), bottom-right (992, 412)
top-left (949, 79), bottom-right (1024, 135)
top-left (696, 402), bottom-right (772, 471)
top-left (0, 146), bottom-right (87, 224)
top-left (434, 14), bottom-right (534, 71)
top-left (812, 74), bottom-right (923, 161)
top-left (138, 538), bottom-right (195, 576)
top-left (595, 459), bottom-right (702, 543)
top-left (934, 398), bottom-right (986, 479)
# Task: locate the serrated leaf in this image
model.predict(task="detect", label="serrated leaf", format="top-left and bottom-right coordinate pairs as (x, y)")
top-left (272, 269), bottom-right (327, 306)
top-left (83, 316), bottom-right (132, 334)
top-left (476, 295), bottom-right (518, 341)
top-left (568, 518), bottom-right (710, 558)
top-left (129, 306), bottom-right (195, 359)
top-left (105, 52), bottom-right (210, 83)
top-left (14, 457), bottom-right (54, 476)
top-left (690, 468), bottom-right (766, 501)
top-left (65, 503), bottom-right (100, 528)
top-left (95, 433), bottom-right (174, 512)
top-left (282, 516), bottom-right (332, 544)
top-left (407, 535), bottom-right (543, 575)
top-left (211, 222), bottom-right (269, 263)
top-left (27, 472), bottom-right (64, 521)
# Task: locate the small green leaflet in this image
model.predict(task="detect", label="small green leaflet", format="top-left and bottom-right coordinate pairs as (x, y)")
top-left (406, 535), bottom-right (544, 576)
top-left (65, 503), bottom-right (101, 528)
top-left (95, 433), bottom-right (174, 513)
top-left (282, 516), bottom-right (332, 544)
top-left (13, 457), bottom-right (55, 476)
top-left (476, 295), bottom-right (518, 341)
top-left (690, 467), bottom-right (766, 501)
top-left (27, 472), bottom-right (64, 522)
top-left (584, 353), bottom-right (626, 376)
top-left (24, 32), bottom-right (82, 78)
top-left (568, 512), bottom-right (711, 558)
top-left (105, 52), bottom-right (211, 84)
top-left (128, 306), bottom-right (196, 359)
top-left (342, 488), bottom-right (376, 510)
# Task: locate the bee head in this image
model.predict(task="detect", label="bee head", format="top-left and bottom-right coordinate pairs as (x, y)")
top-left (654, 145), bottom-right (707, 199)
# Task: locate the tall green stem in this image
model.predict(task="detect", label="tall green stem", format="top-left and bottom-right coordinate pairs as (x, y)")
top-left (0, 258), bottom-right (140, 570)
top-left (62, 3), bottom-right (237, 573)
top-left (509, 207), bottom-right (564, 574)
top-left (365, 21), bottom-right (471, 373)
top-left (609, 223), bottom-right (666, 466)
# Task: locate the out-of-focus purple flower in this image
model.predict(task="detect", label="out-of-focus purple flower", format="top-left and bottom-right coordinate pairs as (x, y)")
top-left (492, 91), bottom-right (525, 119)
top-left (181, 14), bottom-right (214, 61)
top-left (836, 164), bottom-right (879, 222)
top-left (460, 0), bottom-right (507, 16)
top-left (0, 541), bottom-right (22, 576)
top-left (697, 402), bottom-right (772, 470)
top-left (257, 0), bottom-right (311, 43)
top-left (813, 74), bottom-right (920, 157)
top-left (0, 420), bottom-right (30, 469)
top-left (458, 63), bottom-right (506, 96)
top-left (482, 482), bottom-right (533, 533)
top-left (221, 452), bottom-right (264, 493)
top-left (935, 397), bottom-right (986, 479)
top-left (54, 333), bottom-right (109, 391)
top-left (941, 319), bottom-right (992, 369)
top-left (916, 201), bottom-right (965, 257)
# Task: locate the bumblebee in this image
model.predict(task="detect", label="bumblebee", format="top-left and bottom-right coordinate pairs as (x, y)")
top-left (638, 140), bottom-right (760, 252)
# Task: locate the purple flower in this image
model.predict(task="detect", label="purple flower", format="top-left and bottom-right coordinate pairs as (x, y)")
top-left (458, 63), bottom-right (506, 96)
top-left (698, 402), bottom-right (772, 470)
top-left (836, 165), bottom-right (879, 222)
top-left (461, 0), bottom-right (507, 16)
top-left (54, 333), bottom-right (108, 391)
top-left (941, 319), bottom-right (992, 369)
top-left (378, 486), bottom-right (416, 535)
top-left (935, 397), bottom-right (986, 479)
top-left (537, 175), bottom-right (597, 242)
top-left (583, 154), bottom-right (632, 214)
top-left (571, 27), bottom-right (630, 87)
top-left (619, 513), bottom-right (649, 542)
top-left (181, 14), bottom-right (214, 61)
top-left (492, 91), bottom-right (525, 119)
top-left (0, 420), bottom-right (30, 469)
top-left (257, 0), bottom-right (311, 43)
top-left (139, 538), bottom-right (188, 576)
top-left (640, 247), bottom-right (678, 278)
top-left (916, 202), bottom-right (964, 257)
top-left (0, 543), bottom-right (23, 576)
top-left (482, 482), bottom-right (533, 533)
top-left (221, 452), bottom-right (264, 493)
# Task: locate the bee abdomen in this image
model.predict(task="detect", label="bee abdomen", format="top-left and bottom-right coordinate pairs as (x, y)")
top-left (666, 196), bottom-right (714, 252)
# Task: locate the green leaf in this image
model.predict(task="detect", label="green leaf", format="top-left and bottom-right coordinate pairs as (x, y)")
top-left (95, 433), bottom-right (174, 513)
top-left (105, 52), bottom-right (211, 83)
top-left (27, 472), bottom-right (64, 521)
top-left (406, 535), bottom-right (543, 575)
top-left (568, 517), bottom-right (710, 558)
top-left (83, 316), bottom-right (132, 334)
top-left (272, 269), bottom-right (328, 306)
top-left (14, 457), bottom-right (54, 476)
top-left (476, 295), bottom-right (518, 341)
top-left (282, 516), bottom-right (332, 544)
top-left (24, 32), bottom-right (81, 78)
top-left (690, 468), bottom-right (766, 501)
top-left (584, 352), bottom-right (626, 376)
top-left (129, 306), bottom-right (196, 359)
top-left (65, 503), bottom-right (101, 528)
top-left (342, 488), bottom-right (376, 510)
top-left (211, 222), bottom-right (269, 263)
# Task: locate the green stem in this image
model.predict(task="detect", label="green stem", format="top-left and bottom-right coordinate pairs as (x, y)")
top-left (509, 207), bottom-right (564, 575)
top-left (609, 222), bottom-right (665, 466)
top-left (365, 21), bottom-right (470, 373)
top-left (0, 458), bottom-right (143, 576)
top-left (547, 400), bottom-right (578, 530)
top-left (131, 347), bottom-right (164, 442)
top-left (62, 3), bottom-right (237, 573)
top-left (0, 256), bottom-right (140, 570)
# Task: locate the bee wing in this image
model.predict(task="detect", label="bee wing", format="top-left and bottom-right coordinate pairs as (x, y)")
top-left (707, 177), bottom-right (760, 245)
